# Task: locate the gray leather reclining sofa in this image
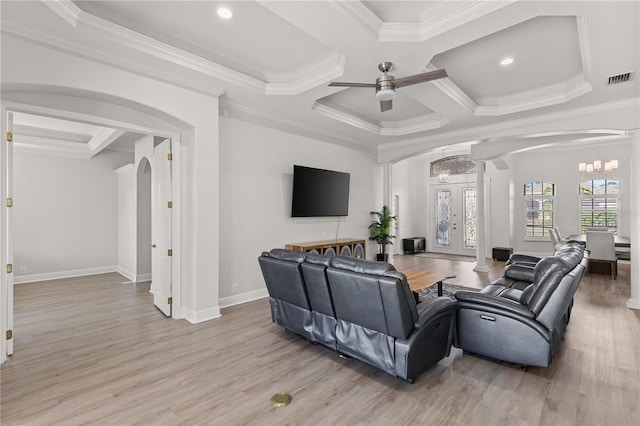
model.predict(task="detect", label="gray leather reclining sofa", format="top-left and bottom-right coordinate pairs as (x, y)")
top-left (454, 241), bottom-right (588, 367)
top-left (258, 249), bottom-right (457, 382)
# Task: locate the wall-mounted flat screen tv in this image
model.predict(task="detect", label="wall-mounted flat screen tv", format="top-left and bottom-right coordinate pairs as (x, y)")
top-left (291, 165), bottom-right (350, 217)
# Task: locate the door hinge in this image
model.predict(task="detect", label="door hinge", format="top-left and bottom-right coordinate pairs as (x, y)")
top-left (167, 153), bottom-right (172, 161)
top-left (6, 330), bottom-right (12, 340)
top-left (6, 198), bottom-right (13, 208)
top-left (6, 264), bottom-right (13, 273)
top-left (168, 249), bottom-right (172, 256)
top-left (168, 297), bottom-right (173, 305)
top-left (167, 201), bottom-right (173, 208)
top-left (6, 132), bottom-right (13, 142)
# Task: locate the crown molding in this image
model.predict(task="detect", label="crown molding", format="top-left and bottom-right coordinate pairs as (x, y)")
top-left (76, 12), bottom-right (262, 94)
top-left (1, 21), bottom-right (227, 99)
top-left (378, 1), bottom-right (517, 42)
top-left (266, 53), bottom-right (346, 96)
top-left (377, 97), bottom-right (640, 161)
top-left (312, 102), bottom-right (380, 134)
top-left (12, 124), bottom-right (89, 143)
top-left (88, 128), bottom-right (126, 158)
top-left (475, 79), bottom-right (592, 116)
top-left (41, 0), bottom-right (81, 27)
top-left (424, 63), bottom-right (477, 113)
top-left (576, 16), bottom-right (592, 81)
top-left (220, 98), bottom-right (371, 151)
top-left (380, 117), bottom-right (449, 136)
top-left (8, 6), bottom-right (343, 97)
top-left (313, 102), bottom-right (448, 136)
top-left (12, 134), bottom-right (92, 158)
top-left (329, 0), bottom-right (382, 38)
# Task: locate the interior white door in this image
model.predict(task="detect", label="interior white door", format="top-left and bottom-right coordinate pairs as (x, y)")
top-left (151, 138), bottom-right (172, 316)
top-left (1, 109), bottom-right (15, 358)
top-left (431, 183), bottom-right (477, 256)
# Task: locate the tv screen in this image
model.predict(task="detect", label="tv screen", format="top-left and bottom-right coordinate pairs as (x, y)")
top-left (291, 165), bottom-right (350, 217)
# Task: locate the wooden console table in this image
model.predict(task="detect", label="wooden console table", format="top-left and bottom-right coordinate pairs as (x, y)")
top-left (285, 238), bottom-right (366, 258)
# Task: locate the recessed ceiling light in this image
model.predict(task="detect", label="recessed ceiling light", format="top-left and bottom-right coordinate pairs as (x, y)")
top-left (217, 7), bottom-right (233, 19)
top-left (500, 57), bottom-right (515, 66)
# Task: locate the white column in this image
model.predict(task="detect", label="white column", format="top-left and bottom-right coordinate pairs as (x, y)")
top-left (627, 130), bottom-right (640, 310)
top-left (382, 163), bottom-right (394, 263)
top-left (474, 160), bottom-right (489, 272)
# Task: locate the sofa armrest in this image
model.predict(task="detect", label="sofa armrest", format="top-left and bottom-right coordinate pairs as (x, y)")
top-left (394, 297), bottom-right (457, 380)
top-left (455, 290), bottom-right (535, 319)
top-left (415, 297), bottom-right (457, 328)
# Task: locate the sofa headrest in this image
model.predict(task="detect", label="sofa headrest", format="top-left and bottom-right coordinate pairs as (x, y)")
top-left (267, 248), bottom-right (307, 263)
top-left (330, 256), bottom-right (397, 275)
top-left (504, 263), bottom-right (535, 282)
top-left (528, 256), bottom-right (574, 314)
top-left (305, 253), bottom-right (332, 266)
top-left (554, 241), bottom-right (585, 257)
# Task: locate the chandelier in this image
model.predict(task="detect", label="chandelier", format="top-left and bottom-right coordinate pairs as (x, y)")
top-left (578, 159), bottom-right (618, 173)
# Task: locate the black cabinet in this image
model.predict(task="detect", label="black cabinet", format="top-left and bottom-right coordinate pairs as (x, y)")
top-left (403, 237), bottom-right (426, 254)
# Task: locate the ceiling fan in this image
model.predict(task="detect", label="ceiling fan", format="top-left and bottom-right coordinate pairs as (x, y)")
top-left (328, 62), bottom-right (448, 112)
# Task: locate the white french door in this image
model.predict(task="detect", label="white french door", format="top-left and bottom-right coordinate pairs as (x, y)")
top-left (430, 183), bottom-right (477, 256)
top-left (151, 138), bottom-right (172, 316)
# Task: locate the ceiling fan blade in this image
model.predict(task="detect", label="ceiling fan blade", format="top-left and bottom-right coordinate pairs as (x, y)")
top-left (380, 99), bottom-right (393, 112)
top-left (328, 82), bottom-right (377, 88)
top-left (394, 68), bottom-right (448, 88)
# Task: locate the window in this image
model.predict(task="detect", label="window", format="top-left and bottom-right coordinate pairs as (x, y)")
top-left (524, 181), bottom-right (555, 237)
top-left (579, 179), bottom-right (619, 233)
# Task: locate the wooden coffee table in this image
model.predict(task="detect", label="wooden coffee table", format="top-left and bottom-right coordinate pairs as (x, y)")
top-left (403, 269), bottom-right (448, 297)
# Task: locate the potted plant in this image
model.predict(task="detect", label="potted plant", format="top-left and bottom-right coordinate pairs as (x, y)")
top-left (368, 205), bottom-right (396, 262)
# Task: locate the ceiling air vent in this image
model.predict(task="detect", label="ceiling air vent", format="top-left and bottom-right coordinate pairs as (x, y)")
top-left (607, 72), bottom-right (633, 85)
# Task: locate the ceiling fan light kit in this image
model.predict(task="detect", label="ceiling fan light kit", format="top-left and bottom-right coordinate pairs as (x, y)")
top-left (329, 62), bottom-right (448, 112)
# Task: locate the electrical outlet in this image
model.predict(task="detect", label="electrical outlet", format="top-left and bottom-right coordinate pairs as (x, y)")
top-left (19, 267), bottom-right (26, 274)
top-left (232, 283), bottom-right (238, 293)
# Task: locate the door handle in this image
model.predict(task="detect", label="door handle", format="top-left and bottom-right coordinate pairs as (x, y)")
top-left (151, 244), bottom-right (157, 248)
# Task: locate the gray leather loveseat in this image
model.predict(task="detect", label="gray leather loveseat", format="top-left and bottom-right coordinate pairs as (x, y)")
top-left (454, 241), bottom-right (588, 367)
top-left (258, 249), bottom-right (457, 382)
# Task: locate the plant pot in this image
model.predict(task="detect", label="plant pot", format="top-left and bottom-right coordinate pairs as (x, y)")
top-left (376, 253), bottom-right (389, 262)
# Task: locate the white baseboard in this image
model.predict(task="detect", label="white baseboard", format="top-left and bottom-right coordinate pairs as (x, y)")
top-left (116, 266), bottom-right (135, 281)
top-left (135, 273), bottom-right (152, 282)
top-left (14, 266), bottom-right (118, 284)
top-left (184, 306), bottom-right (221, 324)
top-left (219, 288), bottom-right (269, 309)
top-left (627, 298), bottom-right (640, 310)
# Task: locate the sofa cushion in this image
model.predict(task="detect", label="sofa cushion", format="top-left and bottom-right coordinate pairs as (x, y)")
top-left (259, 252), bottom-right (310, 309)
top-left (301, 254), bottom-right (335, 317)
top-left (327, 268), bottom-right (389, 334)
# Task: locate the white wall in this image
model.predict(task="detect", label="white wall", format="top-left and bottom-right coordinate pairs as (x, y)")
top-left (219, 116), bottom-right (381, 303)
top-left (116, 163), bottom-right (135, 280)
top-left (3, 34), bottom-right (222, 322)
top-left (511, 141), bottom-right (631, 256)
top-left (393, 141), bottom-right (632, 258)
top-left (14, 149), bottom-right (132, 282)
top-left (136, 160), bottom-right (152, 279)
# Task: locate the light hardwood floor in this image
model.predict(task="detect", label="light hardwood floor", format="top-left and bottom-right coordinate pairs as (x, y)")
top-left (1, 256), bottom-right (638, 425)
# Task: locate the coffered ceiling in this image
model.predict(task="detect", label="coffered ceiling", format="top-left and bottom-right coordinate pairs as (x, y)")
top-left (1, 1), bottom-right (639, 160)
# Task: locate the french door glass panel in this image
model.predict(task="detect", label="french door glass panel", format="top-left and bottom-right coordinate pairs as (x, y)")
top-left (432, 184), bottom-right (477, 255)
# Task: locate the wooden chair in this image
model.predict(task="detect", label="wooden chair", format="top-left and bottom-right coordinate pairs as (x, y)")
top-left (586, 231), bottom-right (617, 279)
